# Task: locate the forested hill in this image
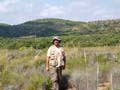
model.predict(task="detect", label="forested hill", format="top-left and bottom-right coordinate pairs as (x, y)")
top-left (0, 18), bottom-right (120, 37)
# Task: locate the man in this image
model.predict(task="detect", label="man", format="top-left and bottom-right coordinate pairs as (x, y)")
top-left (46, 36), bottom-right (66, 90)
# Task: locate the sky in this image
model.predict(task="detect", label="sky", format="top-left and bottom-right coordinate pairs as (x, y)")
top-left (0, 0), bottom-right (120, 25)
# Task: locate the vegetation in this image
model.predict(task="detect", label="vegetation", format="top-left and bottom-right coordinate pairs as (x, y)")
top-left (0, 18), bottom-right (120, 37)
top-left (0, 31), bottom-right (120, 49)
top-left (0, 47), bottom-right (120, 90)
top-left (0, 18), bottom-right (120, 49)
top-left (0, 18), bottom-right (120, 90)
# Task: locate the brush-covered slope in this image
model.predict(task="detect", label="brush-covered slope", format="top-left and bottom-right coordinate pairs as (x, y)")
top-left (0, 18), bottom-right (120, 37)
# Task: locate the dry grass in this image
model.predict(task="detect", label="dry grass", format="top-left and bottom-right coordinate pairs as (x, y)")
top-left (0, 46), bottom-right (120, 90)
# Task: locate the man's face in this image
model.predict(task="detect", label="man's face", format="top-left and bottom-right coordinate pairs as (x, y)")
top-left (54, 40), bottom-right (60, 46)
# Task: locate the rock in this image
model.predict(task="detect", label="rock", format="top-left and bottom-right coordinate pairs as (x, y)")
top-left (98, 86), bottom-right (108, 90)
top-left (3, 85), bottom-right (16, 90)
top-left (98, 82), bottom-right (110, 90)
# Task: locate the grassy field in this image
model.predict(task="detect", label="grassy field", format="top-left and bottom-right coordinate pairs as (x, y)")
top-left (0, 46), bottom-right (120, 90)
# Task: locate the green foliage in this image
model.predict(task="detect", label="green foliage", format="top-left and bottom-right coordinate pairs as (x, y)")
top-left (67, 56), bottom-right (86, 70)
top-left (116, 52), bottom-right (120, 63)
top-left (0, 18), bottom-right (120, 89)
top-left (0, 18), bottom-right (120, 49)
top-left (0, 46), bottom-right (120, 89)
top-left (0, 31), bottom-right (120, 49)
top-left (0, 23), bottom-right (10, 26)
top-left (0, 69), bottom-right (11, 84)
top-left (0, 48), bottom-right (49, 90)
top-left (97, 55), bottom-right (108, 64)
top-left (33, 60), bottom-right (44, 68)
top-left (0, 18), bottom-right (120, 38)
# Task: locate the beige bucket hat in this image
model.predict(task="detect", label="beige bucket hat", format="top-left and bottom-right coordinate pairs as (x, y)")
top-left (52, 36), bottom-right (61, 43)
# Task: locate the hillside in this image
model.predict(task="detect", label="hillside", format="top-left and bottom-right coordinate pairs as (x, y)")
top-left (0, 23), bottom-right (10, 26)
top-left (0, 18), bottom-right (120, 37)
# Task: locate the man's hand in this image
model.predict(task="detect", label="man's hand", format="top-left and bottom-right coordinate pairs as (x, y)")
top-left (62, 56), bottom-right (66, 70)
top-left (62, 65), bottom-right (65, 70)
top-left (45, 67), bottom-right (49, 71)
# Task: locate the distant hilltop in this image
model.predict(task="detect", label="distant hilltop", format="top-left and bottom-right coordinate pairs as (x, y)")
top-left (0, 18), bottom-right (120, 37)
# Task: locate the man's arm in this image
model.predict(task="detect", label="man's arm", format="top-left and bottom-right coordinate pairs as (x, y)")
top-left (61, 47), bottom-right (66, 69)
top-left (46, 47), bottom-right (51, 71)
top-left (63, 55), bottom-right (66, 69)
top-left (45, 56), bottom-right (50, 71)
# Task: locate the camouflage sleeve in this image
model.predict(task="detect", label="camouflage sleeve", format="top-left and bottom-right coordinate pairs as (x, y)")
top-left (47, 47), bottom-right (51, 57)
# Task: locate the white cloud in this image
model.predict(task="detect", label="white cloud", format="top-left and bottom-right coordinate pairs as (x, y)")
top-left (61, 0), bottom-right (120, 21)
top-left (70, 1), bottom-right (88, 7)
top-left (26, 3), bottom-right (33, 8)
top-left (62, 0), bottom-right (95, 20)
top-left (0, 5), bottom-right (7, 12)
top-left (91, 7), bottom-right (111, 20)
top-left (39, 5), bottom-right (65, 17)
top-left (86, 6), bottom-right (120, 21)
top-left (0, 0), bottom-right (120, 24)
top-left (0, 0), bottom-right (20, 13)
top-left (113, 0), bottom-right (120, 3)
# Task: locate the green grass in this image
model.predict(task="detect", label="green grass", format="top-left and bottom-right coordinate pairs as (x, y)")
top-left (0, 46), bottom-right (120, 89)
